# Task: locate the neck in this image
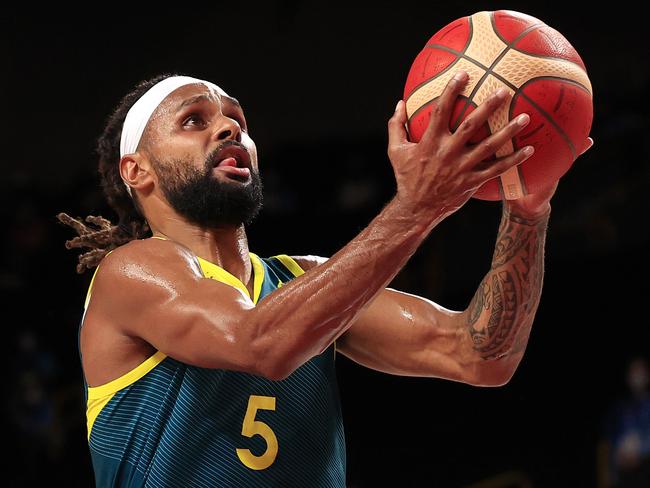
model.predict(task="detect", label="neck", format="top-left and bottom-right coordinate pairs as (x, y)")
top-left (148, 207), bottom-right (252, 289)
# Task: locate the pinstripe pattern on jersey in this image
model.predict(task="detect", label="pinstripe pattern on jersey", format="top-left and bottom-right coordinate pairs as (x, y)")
top-left (85, 252), bottom-right (346, 487)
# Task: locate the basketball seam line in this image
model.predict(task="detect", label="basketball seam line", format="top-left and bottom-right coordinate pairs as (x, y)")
top-left (409, 15), bottom-right (583, 188)
top-left (475, 15), bottom-right (547, 198)
top-left (413, 43), bottom-right (592, 142)
top-left (512, 80), bottom-right (577, 159)
top-left (421, 44), bottom-right (591, 94)
top-left (405, 17), bottom-right (479, 110)
top-left (452, 17), bottom-right (546, 131)
top-left (421, 37), bottom-right (582, 162)
top-left (408, 18), bottom-right (479, 129)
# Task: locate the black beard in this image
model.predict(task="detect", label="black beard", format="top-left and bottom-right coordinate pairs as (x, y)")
top-left (153, 145), bottom-right (263, 228)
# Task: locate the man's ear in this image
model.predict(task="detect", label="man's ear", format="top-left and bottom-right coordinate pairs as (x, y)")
top-left (119, 153), bottom-right (155, 195)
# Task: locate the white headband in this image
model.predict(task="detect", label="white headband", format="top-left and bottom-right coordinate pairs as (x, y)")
top-left (119, 76), bottom-right (219, 195)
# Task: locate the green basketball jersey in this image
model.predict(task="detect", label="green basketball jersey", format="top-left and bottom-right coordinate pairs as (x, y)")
top-left (82, 251), bottom-right (346, 487)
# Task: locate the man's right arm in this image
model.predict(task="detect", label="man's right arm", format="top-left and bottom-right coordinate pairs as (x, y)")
top-left (89, 194), bottom-right (441, 381)
top-left (88, 70), bottom-right (534, 381)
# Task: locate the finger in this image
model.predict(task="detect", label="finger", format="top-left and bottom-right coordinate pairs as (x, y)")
top-left (420, 70), bottom-right (469, 143)
top-left (464, 113), bottom-right (531, 165)
top-left (579, 137), bottom-right (594, 155)
top-left (452, 88), bottom-right (510, 147)
top-left (470, 146), bottom-right (534, 186)
top-left (387, 100), bottom-right (408, 148)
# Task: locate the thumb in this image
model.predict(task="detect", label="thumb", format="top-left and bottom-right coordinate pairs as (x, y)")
top-left (387, 100), bottom-right (408, 148)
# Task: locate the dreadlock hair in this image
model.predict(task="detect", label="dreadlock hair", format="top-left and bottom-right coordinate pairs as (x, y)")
top-left (58, 74), bottom-right (174, 273)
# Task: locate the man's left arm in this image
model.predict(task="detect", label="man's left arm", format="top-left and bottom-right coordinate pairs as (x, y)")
top-left (293, 184), bottom-right (556, 387)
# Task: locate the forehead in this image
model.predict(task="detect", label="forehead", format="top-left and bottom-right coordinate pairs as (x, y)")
top-left (142, 81), bottom-right (243, 140)
top-left (153, 82), bottom-right (234, 120)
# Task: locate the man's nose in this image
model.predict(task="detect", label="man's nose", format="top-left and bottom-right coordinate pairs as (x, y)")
top-left (214, 118), bottom-right (242, 143)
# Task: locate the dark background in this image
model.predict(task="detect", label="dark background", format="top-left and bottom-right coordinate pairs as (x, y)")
top-left (5, 2), bottom-right (649, 487)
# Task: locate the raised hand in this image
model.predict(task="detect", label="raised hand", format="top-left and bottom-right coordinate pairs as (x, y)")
top-left (387, 70), bottom-right (534, 218)
top-left (506, 137), bottom-right (594, 218)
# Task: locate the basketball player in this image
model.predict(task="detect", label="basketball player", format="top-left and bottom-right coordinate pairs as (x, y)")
top-left (58, 71), bottom-right (592, 487)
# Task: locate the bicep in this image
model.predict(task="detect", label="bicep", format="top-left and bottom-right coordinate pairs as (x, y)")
top-left (136, 278), bottom-right (258, 371)
top-left (90, 241), bottom-right (259, 373)
top-left (337, 288), bottom-right (474, 381)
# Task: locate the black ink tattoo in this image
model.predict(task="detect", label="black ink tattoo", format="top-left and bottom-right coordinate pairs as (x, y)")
top-left (467, 209), bottom-right (548, 360)
top-left (467, 279), bottom-right (490, 327)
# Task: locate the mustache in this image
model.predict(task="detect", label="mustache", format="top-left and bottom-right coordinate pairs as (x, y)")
top-left (205, 140), bottom-right (249, 170)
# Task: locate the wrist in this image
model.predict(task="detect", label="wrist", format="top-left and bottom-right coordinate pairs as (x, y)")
top-left (392, 192), bottom-right (447, 226)
top-left (504, 201), bottom-right (551, 224)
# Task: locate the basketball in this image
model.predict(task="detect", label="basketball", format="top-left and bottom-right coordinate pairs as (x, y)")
top-left (403, 10), bottom-right (593, 200)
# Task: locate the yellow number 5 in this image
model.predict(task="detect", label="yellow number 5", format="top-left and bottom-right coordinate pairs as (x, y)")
top-left (236, 395), bottom-right (278, 470)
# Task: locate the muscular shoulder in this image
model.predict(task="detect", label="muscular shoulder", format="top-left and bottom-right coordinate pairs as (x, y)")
top-left (289, 254), bottom-right (328, 272)
top-left (91, 238), bottom-right (203, 302)
top-left (99, 237), bottom-right (202, 275)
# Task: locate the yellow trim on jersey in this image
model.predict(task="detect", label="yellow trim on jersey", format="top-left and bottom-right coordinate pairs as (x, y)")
top-left (273, 254), bottom-right (306, 278)
top-left (249, 253), bottom-right (264, 303)
top-left (84, 266), bottom-right (100, 310)
top-left (83, 248), bottom-right (116, 311)
top-left (86, 351), bottom-right (168, 399)
top-left (86, 351), bottom-right (167, 439)
top-left (197, 253), bottom-right (265, 304)
top-left (198, 257), bottom-right (250, 298)
top-left (272, 255), bottom-right (337, 354)
top-left (151, 235), bottom-right (264, 302)
top-left (84, 238), bottom-right (267, 439)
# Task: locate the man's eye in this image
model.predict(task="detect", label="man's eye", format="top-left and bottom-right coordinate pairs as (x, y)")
top-left (183, 114), bottom-right (206, 127)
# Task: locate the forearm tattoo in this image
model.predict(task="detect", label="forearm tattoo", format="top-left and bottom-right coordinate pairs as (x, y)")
top-left (467, 208), bottom-right (548, 360)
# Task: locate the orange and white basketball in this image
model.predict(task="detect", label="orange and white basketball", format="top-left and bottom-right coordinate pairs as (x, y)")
top-left (403, 10), bottom-right (593, 200)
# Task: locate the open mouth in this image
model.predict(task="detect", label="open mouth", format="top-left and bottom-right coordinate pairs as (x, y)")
top-left (211, 144), bottom-right (252, 180)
